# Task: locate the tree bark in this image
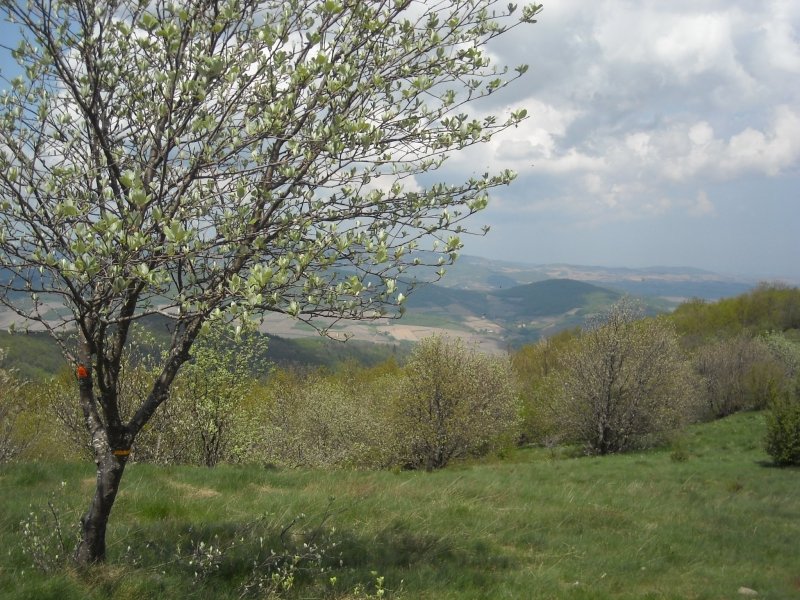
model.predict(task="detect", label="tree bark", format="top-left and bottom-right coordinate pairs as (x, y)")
top-left (74, 364), bottom-right (132, 565)
top-left (74, 450), bottom-right (127, 564)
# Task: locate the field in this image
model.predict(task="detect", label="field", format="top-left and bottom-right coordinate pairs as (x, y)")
top-left (1, 412), bottom-right (798, 599)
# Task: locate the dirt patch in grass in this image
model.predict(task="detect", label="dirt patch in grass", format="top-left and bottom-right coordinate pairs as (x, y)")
top-left (168, 480), bottom-right (220, 499)
top-left (250, 483), bottom-right (284, 495)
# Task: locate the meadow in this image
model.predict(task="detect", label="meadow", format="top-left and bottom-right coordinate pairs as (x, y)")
top-left (1, 411), bottom-right (798, 599)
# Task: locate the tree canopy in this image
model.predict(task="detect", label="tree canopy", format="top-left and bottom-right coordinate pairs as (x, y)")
top-left (0, 0), bottom-right (541, 563)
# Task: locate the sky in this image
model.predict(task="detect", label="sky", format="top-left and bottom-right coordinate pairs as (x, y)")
top-left (1, 1), bottom-right (798, 281)
top-left (455, 0), bottom-right (800, 280)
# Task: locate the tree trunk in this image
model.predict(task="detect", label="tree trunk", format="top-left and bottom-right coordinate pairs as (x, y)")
top-left (75, 450), bottom-right (127, 565)
top-left (72, 318), bottom-right (200, 564)
top-left (73, 349), bottom-right (132, 566)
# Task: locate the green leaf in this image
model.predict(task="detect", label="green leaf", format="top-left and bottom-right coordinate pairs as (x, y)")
top-left (140, 13), bottom-right (159, 31)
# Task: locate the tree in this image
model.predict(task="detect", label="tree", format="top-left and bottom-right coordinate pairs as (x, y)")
top-left (558, 301), bottom-right (695, 455)
top-left (0, 0), bottom-right (541, 563)
top-left (393, 335), bottom-right (519, 470)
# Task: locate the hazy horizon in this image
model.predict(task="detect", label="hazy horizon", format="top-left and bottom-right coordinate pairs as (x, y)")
top-left (456, 252), bottom-right (797, 284)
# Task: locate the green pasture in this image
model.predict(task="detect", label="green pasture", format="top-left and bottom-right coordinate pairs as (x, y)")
top-left (1, 412), bottom-right (797, 599)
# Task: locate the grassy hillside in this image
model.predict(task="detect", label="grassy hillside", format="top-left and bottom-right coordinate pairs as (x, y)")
top-left (0, 330), bottom-right (68, 380)
top-left (1, 412), bottom-right (798, 599)
top-left (492, 278), bottom-right (621, 317)
top-left (0, 328), bottom-right (409, 381)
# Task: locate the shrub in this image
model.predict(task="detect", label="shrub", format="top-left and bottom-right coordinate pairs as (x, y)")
top-left (0, 348), bottom-right (28, 463)
top-left (392, 336), bottom-right (519, 470)
top-left (557, 300), bottom-right (696, 455)
top-left (165, 325), bottom-right (270, 466)
top-left (512, 329), bottom-right (579, 446)
top-left (762, 331), bottom-right (800, 379)
top-left (670, 283), bottom-right (800, 343)
top-left (257, 369), bottom-right (400, 469)
top-left (41, 329), bottom-right (168, 462)
top-left (765, 381), bottom-right (800, 466)
top-left (37, 324), bottom-right (270, 466)
top-left (693, 333), bottom-right (784, 419)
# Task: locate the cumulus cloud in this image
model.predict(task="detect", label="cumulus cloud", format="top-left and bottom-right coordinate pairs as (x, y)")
top-left (456, 1), bottom-right (800, 278)
top-left (721, 105), bottom-right (800, 175)
top-left (459, 0), bottom-right (800, 227)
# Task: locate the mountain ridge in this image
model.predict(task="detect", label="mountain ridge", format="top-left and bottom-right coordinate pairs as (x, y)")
top-left (433, 255), bottom-right (757, 300)
top-left (1, 256), bottom-right (765, 366)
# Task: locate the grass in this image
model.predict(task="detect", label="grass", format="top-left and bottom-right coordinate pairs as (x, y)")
top-left (391, 311), bottom-right (473, 332)
top-left (1, 412), bottom-right (798, 599)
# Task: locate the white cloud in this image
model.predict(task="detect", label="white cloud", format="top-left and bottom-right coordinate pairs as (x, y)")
top-left (688, 122), bottom-right (714, 147)
top-left (625, 132), bottom-right (652, 158)
top-left (689, 190), bottom-right (716, 217)
top-left (500, 104), bottom-right (800, 223)
top-left (759, 1), bottom-right (800, 73)
top-left (440, 0), bottom-right (799, 275)
top-left (721, 105), bottom-right (800, 176)
top-left (450, 98), bottom-right (583, 172)
top-left (469, 0), bottom-right (800, 277)
top-left (536, 149), bottom-right (606, 175)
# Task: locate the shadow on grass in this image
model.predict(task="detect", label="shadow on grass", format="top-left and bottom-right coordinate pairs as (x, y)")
top-left (99, 512), bottom-right (515, 597)
top-left (756, 459), bottom-right (800, 469)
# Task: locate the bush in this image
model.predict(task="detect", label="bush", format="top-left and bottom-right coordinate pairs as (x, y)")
top-left (35, 325), bottom-right (270, 466)
top-left (512, 329), bottom-right (578, 446)
top-left (0, 349), bottom-right (28, 463)
top-left (693, 333), bottom-right (784, 419)
top-left (765, 381), bottom-right (800, 466)
top-left (557, 301), bottom-right (696, 455)
top-left (670, 283), bottom-right (800, 343)
top-left (257, 369), bottom-right (399, 469)
top-left (165, 325), bottom-right (270, 466)
top-left (392, 336), bottom-right (519, 470)
top-left (762, 331), bottom-right (800, 379)
top-left (40, 329), bottom-right (168, 462)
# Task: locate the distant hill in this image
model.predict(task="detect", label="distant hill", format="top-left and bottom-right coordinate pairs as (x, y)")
top-left (492, 279), bottom-right (620, 317)
top-left (0, 330), bottom-right (67, 380)
top-left (399, 278), bottom-right (629, 346)
top-left (405, 284), bottom-right (487, 314)
top-left (408, 278), bottom-right (621, 319)
top-left (437, 256), bottom-right (757, 300)
top-left (0, 255), bottom-right (765, 374)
